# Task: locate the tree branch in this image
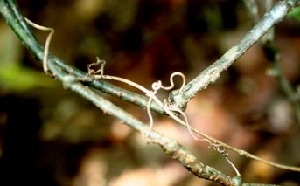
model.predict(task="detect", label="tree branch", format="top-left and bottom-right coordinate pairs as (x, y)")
top-left (169, 0), bottom-right (300, 110)
top-left (0, 0), bottom-right (235, 185)
top-left (0, 0), bottom-right (298, 185)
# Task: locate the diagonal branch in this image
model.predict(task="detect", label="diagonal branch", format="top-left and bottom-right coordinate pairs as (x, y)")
top-left (169, 0), bottom-right (300, 110)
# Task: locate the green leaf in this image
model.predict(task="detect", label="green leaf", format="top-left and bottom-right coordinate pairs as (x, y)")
top-left (288, 7), bottom-right (300, 21)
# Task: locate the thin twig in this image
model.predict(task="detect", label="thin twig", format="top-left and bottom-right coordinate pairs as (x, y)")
top-left (24, 17), bottom-right (54, 74)
top-left (265, 43), bottom-right (300, 124)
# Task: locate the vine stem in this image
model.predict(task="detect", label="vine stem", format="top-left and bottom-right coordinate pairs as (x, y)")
top-left (1, 0), bottom-right (300, 185)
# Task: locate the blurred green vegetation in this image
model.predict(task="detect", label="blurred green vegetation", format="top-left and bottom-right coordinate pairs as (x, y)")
top-left (288, 6), bottom-right (300, 21)
top-left (0, 63), bottom-right (55, 91)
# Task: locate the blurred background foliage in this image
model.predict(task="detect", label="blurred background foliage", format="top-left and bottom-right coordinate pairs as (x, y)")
top-left (0, 0), bottom-right (300, 185)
